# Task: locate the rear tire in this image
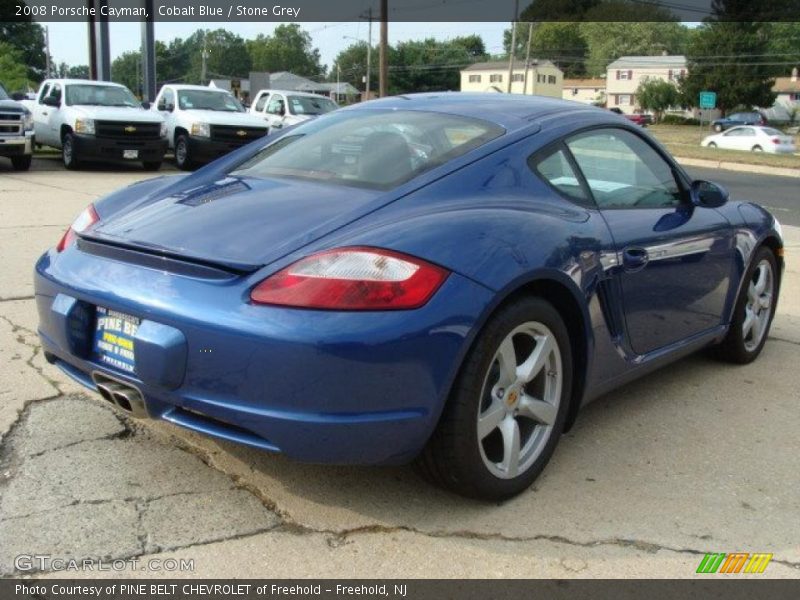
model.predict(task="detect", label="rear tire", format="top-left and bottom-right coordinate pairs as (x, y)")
top-left (708, 142), bottom-right (717, 148)
top-left (416, 297), bottom-right (573, 500)
top-left (11, 155), bottom-right (32, 171)
top-left (62, 133), bottom-right (81, 170)
top-left (174, 134), bottom-right (194, 171)
top-left (713, 247), bottom-right (777, 364)
top-left (752, 145), bottom-right (763, 152)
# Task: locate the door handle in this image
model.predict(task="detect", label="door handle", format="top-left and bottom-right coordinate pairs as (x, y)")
top-left (622, 247), bottom-right (649, 272)
top-left (42, 111), bottom-right (48, 116)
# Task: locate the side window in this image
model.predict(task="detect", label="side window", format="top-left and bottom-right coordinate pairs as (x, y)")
top-left (48, 84), bottom-right (62, 104)
top-left (566, 128), bottom-right (682, 209)
top-left (38, 83), bottom-right (51, 104)
top-left (254, 93), bottom-right (269, 112)
top-left (529, 146), bottom-right (589, 205)
top-left (723, 128), bottom-right (742, 137)
top-left (740, 127), bottom-right (755, 136)
top-left (266, 94), bottom-right (285, 115)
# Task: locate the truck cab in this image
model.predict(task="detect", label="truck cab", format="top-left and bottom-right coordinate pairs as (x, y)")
top-left (249, 89), bottom-right (338, 130)
top-left (31, 79), bottom-right (168, 170)
top-left (0, 82), bottom-right (35, 171)
top-left (152, 85), bottom-right (270, 170)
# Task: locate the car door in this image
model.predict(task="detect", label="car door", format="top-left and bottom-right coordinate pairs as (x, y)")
top-left (42, 83), bottom-right (63, 147)
top-left (264, 93), bottom-right (286, 129)
top-left (720, 126), bottom-right (746, 150)
top-left (565, 127), bottom-right (734, 355)
top-left (735, 127), bottom-right (758, 151)
top-left (252, 92), bottom-right (269, 120)
top-left (33, 83), bottom-right (53, 145)
top-left (155, 87), bottom-right (176, 146)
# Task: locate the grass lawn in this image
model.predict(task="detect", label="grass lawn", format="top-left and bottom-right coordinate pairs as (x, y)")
top-left (647, 124), bottom-right (800, 169)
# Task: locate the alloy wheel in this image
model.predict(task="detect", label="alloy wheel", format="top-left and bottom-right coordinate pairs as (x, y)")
top-left (477, 322), bottom-right (562, 479)
top-left (743, 259), bottom-right (774, 352)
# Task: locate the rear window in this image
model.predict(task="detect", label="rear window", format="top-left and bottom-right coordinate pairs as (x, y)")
top-left (232, 110), bottom-right (504, 190)
top-left (761, 127), bottom-right (783, 136)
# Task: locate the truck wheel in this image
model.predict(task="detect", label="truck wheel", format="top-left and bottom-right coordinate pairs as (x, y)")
top-left (142, 161), bottom-right (162, 171)
top-left (11, 155), bottom-right (32, 171)
top-left (62, 133), bottom-right (81, 170)
top-left (174, 134), bottom-right (194, 170)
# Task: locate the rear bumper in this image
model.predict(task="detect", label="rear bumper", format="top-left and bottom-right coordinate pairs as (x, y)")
top-left (74, 133), bottom-right (167, 163)
top-left (0, 131), bottom-right (33, 157)
top-left (34, 245), bottom-right (493, 465)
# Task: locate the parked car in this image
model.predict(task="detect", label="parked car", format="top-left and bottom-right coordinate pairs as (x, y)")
top-left (30, 79), bottom-right (167, 170)
top-left (609, 107), bottom-right (648, 127)
top-left (0, 82), bottom-right (34, 171)
top-left (153, 84), bottom-right (269, 170)
top-left (35, 94), bottom-right (783, 500)
top-left (711, 111), bottom-right (767, 132)
top-left (250, 89), bottom-right (338, 130)
top-left (701, 125), bottom-right (797, 154)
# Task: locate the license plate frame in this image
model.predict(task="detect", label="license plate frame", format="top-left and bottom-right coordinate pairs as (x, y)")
top-left (123, 149), bottom-right (139, 159)
top-left (93, 306), bottom-right (140, 374)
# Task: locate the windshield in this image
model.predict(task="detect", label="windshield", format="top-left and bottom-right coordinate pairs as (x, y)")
top-left (65, 84), bottom-right (139, 107)
top-left (0, 84), bottom-right (8, 100)
top-left (233, 109), bottom-right (504, 190)
top-left (287, 95), bottom-right (337, 116)
top-left (177, 90), bottom-right (244, 112)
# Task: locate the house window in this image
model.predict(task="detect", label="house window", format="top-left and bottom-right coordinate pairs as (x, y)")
top-left (618, 70), bottom-right (631, 80)
top-left (789, 93), bottom-right (799, 101)
top-left (490, 74), bottom-right (502, 83)
top-left (617, 94), bottom-right (632, 105)
top-left (511, 74), bottom-right (523, 82)
top-left (537, 74), bottom-right (544, 83)
top-left (548, 75), bottom-right (556, 84)
top-left (468, 74), bottom-right (481, 83)
top-left (571, 88), bottom-right (578, 96)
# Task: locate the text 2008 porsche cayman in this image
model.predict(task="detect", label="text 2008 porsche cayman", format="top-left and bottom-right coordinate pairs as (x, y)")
top-left (35, 94), bottom-right (783, 500)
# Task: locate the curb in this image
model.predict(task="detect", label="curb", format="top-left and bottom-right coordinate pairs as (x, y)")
top-left (675, 156), bottom-right (800, 179)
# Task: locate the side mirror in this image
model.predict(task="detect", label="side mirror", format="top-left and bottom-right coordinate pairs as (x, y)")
top-left (690, 180), bottom-right (728, 208)
top-left (141, 101), bottom-right (151, 110)
top-left (165, 103), bottom-right (174, 112)
top-left (42, 96), bottom-right (59, 107)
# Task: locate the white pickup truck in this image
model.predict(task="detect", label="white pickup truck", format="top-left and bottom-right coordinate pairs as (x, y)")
top-left (249, 89), bottom-right (338, 130)
top-left (0, 82), bottom-right (34, 171)
top-left (152, 84), bottom-right (270, 170)
top-left (31, 79), bottom-right (168, 170)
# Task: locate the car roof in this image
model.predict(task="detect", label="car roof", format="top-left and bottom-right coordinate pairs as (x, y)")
top-left (254, 89), bottom-right (332, 99)
top-left (166, 85), bottom-right (232, 92)
top-left (345, 92), bottom-right (606, 132)
top-left (43, 79), bottom-right (127, 88)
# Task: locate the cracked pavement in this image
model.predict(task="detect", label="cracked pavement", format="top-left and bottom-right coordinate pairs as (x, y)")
top-left (0, 159), bottom-right (798, 578)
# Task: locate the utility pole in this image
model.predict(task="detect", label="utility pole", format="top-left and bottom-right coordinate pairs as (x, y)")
top-left (522, 22), bottom-right (533, 95)
top-left (201, 33), bottom-right (209, 85)
top-left (366, 7), bottom-right (372, 100)
top-left (379, 0), bottom-right (388, 97)
top-left (44, 26), bottom-right (51, 78)
top-left (506, 0), bottom-right (519, 93)
top-left (336, 64), bottom-right (340, 104)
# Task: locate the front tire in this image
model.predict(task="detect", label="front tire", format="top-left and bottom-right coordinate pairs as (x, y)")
top-left (416, 297), bottom-right (572, 500)
top-left (707, 142), bottom-right (717, 148)
top-left (174, 134), bottom-right (194, 171)
top-left (11, 155), bottom-right (32, 171)
top-left (62, 133), bottom-right (81, 170)
top-left (714, 247), bottom-right (778, 364)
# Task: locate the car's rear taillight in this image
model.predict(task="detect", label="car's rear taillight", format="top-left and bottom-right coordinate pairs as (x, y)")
top-left (56, 204), bottom-right (100, 252)
top-left (771, 138), bottom-right (780, 145)
top-left (250, 247), bottom-right (449, 310)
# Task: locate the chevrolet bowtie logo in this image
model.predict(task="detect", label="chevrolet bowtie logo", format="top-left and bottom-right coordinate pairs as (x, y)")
top-left (236, 130), bottom-right (247, 137)
top-left (124, 125), bottom-right (137, 133)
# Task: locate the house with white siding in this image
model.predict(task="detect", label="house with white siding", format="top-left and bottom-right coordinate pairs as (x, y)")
top-left (460, 60), bottom-right (563, 98)
top-left (605, 55), bottom-right (687, 114)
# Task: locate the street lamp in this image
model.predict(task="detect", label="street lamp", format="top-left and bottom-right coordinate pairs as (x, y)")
top-left (343, 31), bottom-right (371, 101)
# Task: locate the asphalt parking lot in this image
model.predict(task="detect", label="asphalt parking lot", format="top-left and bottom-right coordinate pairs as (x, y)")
top-left (1, 159), bottom-right (798, 578)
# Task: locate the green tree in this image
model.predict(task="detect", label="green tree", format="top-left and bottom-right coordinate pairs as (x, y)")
top-left (67, 65), bottom-right (90, 79)
top-left (389, 37), bottom-right (487, 95)
top-left (185, 29), bottom-right (252, 83)
top-left (636, 77), bottom-right (680, 122)
top-left (111, 51), bottom-right (142, 94)
top-left (0, 42), bottom-right (29, 92)
top-left (764, 22), bottom-right (800, 78)
top-left (331, 42), bottom-right (373, 93)
top-left (580, 22), bottom-right (690, 76)
top-left (247, 24), bottom-right (324, 78)
top-left (680, 21), bottom-right (776, 114)
top-left (504, 22), bottom-right (588, 77)
top-left (0, 8), bottom-right (46, 82)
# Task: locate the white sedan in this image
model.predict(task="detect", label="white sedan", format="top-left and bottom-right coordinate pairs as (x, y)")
top-left (701, 126), bottom-right (797, 154)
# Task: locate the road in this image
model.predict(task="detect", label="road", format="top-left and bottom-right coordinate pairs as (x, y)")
top-left (0, 160), bottom-right (798, 578)
top-left (686, 166), bottom-right (800, 226)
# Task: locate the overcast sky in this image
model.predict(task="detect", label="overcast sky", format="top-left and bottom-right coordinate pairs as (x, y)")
top-left (43, 21), bottom-right (508, 74)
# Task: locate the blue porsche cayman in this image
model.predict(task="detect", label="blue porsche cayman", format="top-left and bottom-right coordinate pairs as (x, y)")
top-left (35, 94), bottom-right (783, 499)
